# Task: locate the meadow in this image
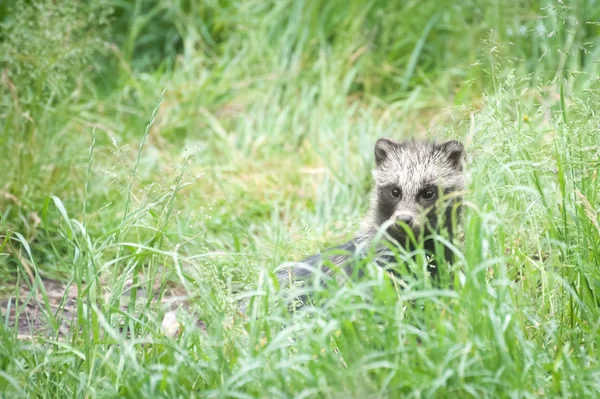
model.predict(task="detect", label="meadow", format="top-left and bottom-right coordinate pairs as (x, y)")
top-left (1, 0), bottom-right (600, 397)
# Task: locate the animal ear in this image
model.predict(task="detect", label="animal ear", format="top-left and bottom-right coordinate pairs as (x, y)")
top-left (374, 138), bottom-right (399, 166)
top-left (438, 140), bottom-right (465, 169)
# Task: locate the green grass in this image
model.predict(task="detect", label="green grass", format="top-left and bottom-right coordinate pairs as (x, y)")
top-left (1, 0), bottom-right (600, 397)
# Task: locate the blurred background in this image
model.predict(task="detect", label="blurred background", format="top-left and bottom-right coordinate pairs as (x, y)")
top-left (2, 0), bottom-right (600, 293)
top-left (2, 0), bottom-right (599, 278)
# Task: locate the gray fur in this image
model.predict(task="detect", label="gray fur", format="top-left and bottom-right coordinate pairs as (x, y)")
top-left (364, 138), bottom-right (465, 237)
top-left (271, 138), bottom-right (466, 305)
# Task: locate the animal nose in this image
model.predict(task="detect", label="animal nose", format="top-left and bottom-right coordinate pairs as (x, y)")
top-left (395, 214), bottom-right (413, 227)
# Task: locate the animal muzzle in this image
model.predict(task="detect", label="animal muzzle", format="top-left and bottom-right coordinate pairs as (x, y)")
top-left (392, 211), bottom-right (419, 236)
top-left (395, 213), bottom-right (414, 228)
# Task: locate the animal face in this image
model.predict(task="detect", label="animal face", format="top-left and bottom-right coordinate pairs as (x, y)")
top-left (371, 138), bottom-right (465, 240)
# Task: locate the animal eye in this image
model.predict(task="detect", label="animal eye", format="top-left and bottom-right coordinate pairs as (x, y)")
top-left (422, 189), bottom-right (436, 200)
top-left (390, 188), bottom-right (400, 198)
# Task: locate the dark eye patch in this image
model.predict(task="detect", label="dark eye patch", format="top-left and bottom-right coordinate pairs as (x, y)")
top-left (419, 186), bottom-right (439, 201)
top-left (375, 184), bottom-right (401, 223)
top-left (378, 184), bottom-right (401, 200)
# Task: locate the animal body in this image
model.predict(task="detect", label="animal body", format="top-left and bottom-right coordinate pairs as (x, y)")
top-left (276, 138), bottom-right (466, 293)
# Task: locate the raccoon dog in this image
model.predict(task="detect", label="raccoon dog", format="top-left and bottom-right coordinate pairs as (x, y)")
top-left (275, 138), bottom-right (466, 298)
